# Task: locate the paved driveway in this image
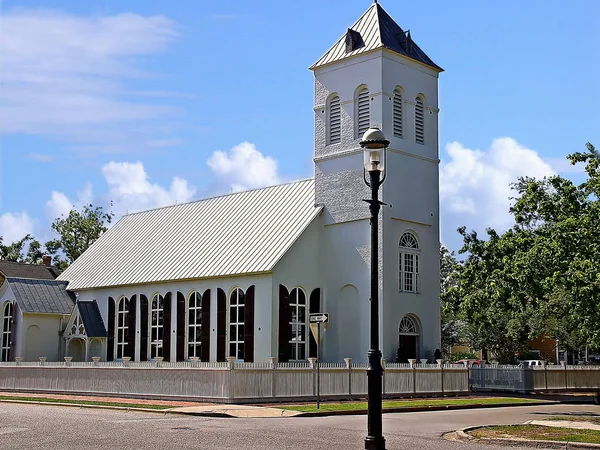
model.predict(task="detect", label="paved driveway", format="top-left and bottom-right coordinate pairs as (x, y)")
top-left (0, 403), bottom-right (597, 449)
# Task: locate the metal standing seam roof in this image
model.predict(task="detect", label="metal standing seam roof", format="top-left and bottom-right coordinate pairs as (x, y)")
top-left (6, 278), bottom-right (75, 314)
top-left (77, 301), bottom-right (107, 338)
top-left (310, 2), bottom-right (442, 72)
top-left (58, 179), bottom-right (322, 290)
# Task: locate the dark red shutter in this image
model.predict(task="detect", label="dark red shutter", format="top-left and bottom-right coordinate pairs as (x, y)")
top-left (140, 295), bottom-right (148, 361)
top-left (163, 293), bottom-right (171, 361)
top-left (278, 285), bottom-right (291, 362)
top-left (126, 295), bottom-right (136, 359)
top-left (217, 288), bottom-right (226, 362)
top-left (176, 292), bottom-right (186, 361)
top-left (309, 288), bottom-right (321, 358)
top-left (244, 286), bottom-right (255, 363)
top-left (9, 303), bottom-right (18, 361)
top-left (107, 297), bottom-right (115, 361)
top-left (201, 289), bottom-right (211, 362)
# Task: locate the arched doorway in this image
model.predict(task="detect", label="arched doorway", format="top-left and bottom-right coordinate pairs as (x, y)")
top-left (68, 339), bottom-right (85, 362)
top-left (397, 315), bottom-right (420, 363)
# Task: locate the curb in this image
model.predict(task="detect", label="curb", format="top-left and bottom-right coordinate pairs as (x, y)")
top-left (0, 398), bottom-right (182, 415)
top-left (296, 401), bottom-right (557, 417)
top-left (456, 425), bottom-right (600, 449)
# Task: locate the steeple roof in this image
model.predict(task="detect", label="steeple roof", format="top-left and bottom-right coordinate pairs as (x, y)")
top-left (310, 2), bottom-right (442, 72)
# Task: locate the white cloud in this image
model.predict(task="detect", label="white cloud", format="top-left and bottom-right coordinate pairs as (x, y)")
top-left (100, 161), bottom-right (196, 215)
top-left (207, 142), bottom-right (281, 192)
top-left (0, 8), bottom-right (181, 150)
top-left (45, 183), bottom-right (94, 221)
top-left (440, 137), bottom-right (555, 244)
top-left (0, 212), bottom-right (35, 243)
top-left (27, 153), bottom-right (55, 162)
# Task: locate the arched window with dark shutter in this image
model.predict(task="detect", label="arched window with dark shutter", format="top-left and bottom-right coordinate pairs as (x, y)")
top-left (309, 289), bottom-right (321, 358)
top-left (228, 287), bottom-right (245, 360)
top-left (176, 292), bottom-right (185, 361)
top-left (356, 86), bottom-right (370, 138)
top-left (139, 295), bottom-right (148, 361)
top-left (216, 288), bottom-right (226, 362)
top-left (107, 297), bottom-right (115, 361)
top-left (278, 285), bottom-right (291, 362)
top-left (328, 95), bottom-right (341, 145)
top-left (201, 290), bottom-right (211, 362)
top-left (244, 285), bottom-right (255, 363)
top-left (150, 294), bottom-right (165, 359)
top-left (163, 292), bottom-right (172, 361)
top-left (126, 295), bottom-right (136, 360)
top-left (116, 296), bottom-right (129, 359)
top-left (415, 95), bottom-right (425, 144)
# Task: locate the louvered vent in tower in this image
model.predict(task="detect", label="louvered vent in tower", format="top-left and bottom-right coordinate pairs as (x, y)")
top-left (328, 95), bottom-right (341, 144)
top-left (415, 96), bottom-right (425, 144)
top-left (357, 88), bottom-right (370, 138)
top-left (393, 89), bottom-right (403, 138)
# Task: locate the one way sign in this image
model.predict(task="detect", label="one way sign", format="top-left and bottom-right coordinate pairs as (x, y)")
top-left (309, 313), bottom-right (329, 324)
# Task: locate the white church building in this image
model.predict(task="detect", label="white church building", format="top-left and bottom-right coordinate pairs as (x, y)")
top-left (56, 1), bottom-right (442, 364)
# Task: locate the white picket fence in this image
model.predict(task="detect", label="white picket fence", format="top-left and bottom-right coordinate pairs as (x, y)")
top-left (0, 359), bottom-right (468, 402)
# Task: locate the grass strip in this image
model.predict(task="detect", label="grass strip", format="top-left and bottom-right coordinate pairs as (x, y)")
top-left (471, 425), bottom-right (600, 444)
top-left (0, 395), bottom-right (171, 410)
top-left (547, 415), bottom-right (600, 425)
top-left (282, 397), bottom-right (544, 413)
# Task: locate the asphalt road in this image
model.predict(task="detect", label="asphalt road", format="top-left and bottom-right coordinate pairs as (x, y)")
top-left (0, 403), bottom-right (598, 449)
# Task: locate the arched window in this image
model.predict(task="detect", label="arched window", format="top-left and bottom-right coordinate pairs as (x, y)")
top-left (188, 291), bottom-right (202, 358)
top-left (289, 288), bottom-right (307, 361)
top-left (328, 95), bottom-right (341, 145)
top-left (356, 86), bottom-right (370, 138)
top-left (393, 88), bottom-right (403, 138)
top-left (399, 316), bottom-right (419, 334)
top-left (116, 297), bottom-right (129, 359)
top-left (1, 302), bottom-right (13, 362)
top-left (399, 232), bottom-right (420, 293)
top-left (415, 95), bottom-right (425, 144)
top-left (150, 294), bottom-right (164, 359)
top-left (229, 287), bottom-right (245, 360)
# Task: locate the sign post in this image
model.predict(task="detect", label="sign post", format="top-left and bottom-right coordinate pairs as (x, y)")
top-left (309, 313), bottom-right (329, 409)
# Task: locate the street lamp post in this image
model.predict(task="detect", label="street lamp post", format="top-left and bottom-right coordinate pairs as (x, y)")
top-left (360, 127), bottom-right (389, 450)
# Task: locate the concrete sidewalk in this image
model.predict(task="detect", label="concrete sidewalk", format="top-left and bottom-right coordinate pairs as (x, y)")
top-left (527, 419), bottom-right (600, 431)
top-left (170, 404), bottom-right (302, 418)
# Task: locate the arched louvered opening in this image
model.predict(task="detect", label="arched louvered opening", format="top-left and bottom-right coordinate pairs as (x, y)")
top-left (1, 302), bottom-right (13, 362)
top-left (415, 95), bottom-right (425, 144)
top-left (328, 95), bottom-right (341, 145)
top-left (393, 88), bottom-right (403, 138)
top-left (399, 231), bottom-right (420, 293)
top-left (356, 86), bottom-right (370, 138)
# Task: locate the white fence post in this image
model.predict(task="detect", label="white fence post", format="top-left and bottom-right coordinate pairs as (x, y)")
top-left (226, 357), bottom-right (236, 401)
top-left (39, 357), bottom-right (47, 366)
top-left (269, 357), bottom-right (278, 398)
top-left (381, 358), bottom-right (386, 395)
top-left (436, 359), bottom-right (444, 393)
top-left (408, 359), bottom-right (417, 393)
top-left (308, 357), bottom-right (317, 397)
top-left (344, 358), bottom-right (353, 395)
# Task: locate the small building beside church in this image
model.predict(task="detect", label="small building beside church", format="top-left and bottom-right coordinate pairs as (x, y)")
top-left (5, 2), bottom-right (443, 364)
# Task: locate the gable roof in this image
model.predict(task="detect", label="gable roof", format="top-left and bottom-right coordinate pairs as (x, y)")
top-left (59, 179), bottom-right (322, 290)
top-left (310, 2), bottom-right (442, 72)
top-left (77, 301), bottom-right (107, 338)
top-left (7, 278), bottom-right (75, 314)
top-left (0, 261), bottom-right (57, 280)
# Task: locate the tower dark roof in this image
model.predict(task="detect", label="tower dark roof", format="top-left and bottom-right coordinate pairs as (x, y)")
top-left (310, 2), bottom-right (442, 72)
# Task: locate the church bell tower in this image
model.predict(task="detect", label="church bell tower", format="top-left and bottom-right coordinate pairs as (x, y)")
top-left (310, 1), bottom-right (443, 362)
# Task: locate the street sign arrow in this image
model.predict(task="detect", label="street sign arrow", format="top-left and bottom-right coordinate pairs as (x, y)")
top-left (309, 313), bottom-right (329, 323)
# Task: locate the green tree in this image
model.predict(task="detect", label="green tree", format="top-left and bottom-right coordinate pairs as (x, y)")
top-left (46, 204), bottom-right (114, 267)
top-left (439, 245), bottom-right (464, 353)
top-left (0, 234), bottom-right (35, 262)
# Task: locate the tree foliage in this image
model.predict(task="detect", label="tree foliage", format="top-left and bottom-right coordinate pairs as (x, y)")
top-left (449, 143), bottom-right (600, 361)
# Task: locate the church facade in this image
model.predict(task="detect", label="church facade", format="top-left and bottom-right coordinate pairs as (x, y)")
top-left (47, 1), bottom-right (442, 364)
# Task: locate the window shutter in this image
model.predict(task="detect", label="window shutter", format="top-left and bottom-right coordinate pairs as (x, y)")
top-left (139, 295), bottom-right (148, 360)
top-left (126, 295), bottom-right (136, 359)
top-left (308, 288), bottom-right (321, 358)
top-left (278, 285), bottom-right (291, 362)
top-left (107, 297), bottom-right (115, 361)
top-left (393, 89), bottom-right (403, 138)
top-left (163, 293), bottom-right (171, 361)
top-left (201, 290), bottom-right (211, 362)
top-left (9, 303), bottom-right (17, 362)
top-left (217, 288), bottom-right (226, 362)
top-left (415, 97), bottom-right (424, 144)
top-left (176, 292), bottom-right (186, 361)
top-left (244, 286), bottom-right (255, 363)
top-left (357, 88), bottom-right (370, 137)
top-left (329, 96), bottom-right (341, 144)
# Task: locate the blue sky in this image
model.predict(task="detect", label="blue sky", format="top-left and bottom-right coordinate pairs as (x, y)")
top-left (1, 0), bottom-right (599, 252)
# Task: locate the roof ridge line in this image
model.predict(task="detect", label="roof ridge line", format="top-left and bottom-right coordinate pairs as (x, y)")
top-left (122, 177), bottom-right (314, 218)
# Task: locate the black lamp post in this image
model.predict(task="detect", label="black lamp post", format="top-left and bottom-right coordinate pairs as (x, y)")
top-left (360, 127), bottom-right (389, 450)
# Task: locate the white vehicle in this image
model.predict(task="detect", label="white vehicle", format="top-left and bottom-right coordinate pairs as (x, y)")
top-left (520, 360), bottom-right (545, 367)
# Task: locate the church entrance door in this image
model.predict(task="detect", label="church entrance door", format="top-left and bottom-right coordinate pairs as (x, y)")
top-left (397, 335), bottom-right (417, 363)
